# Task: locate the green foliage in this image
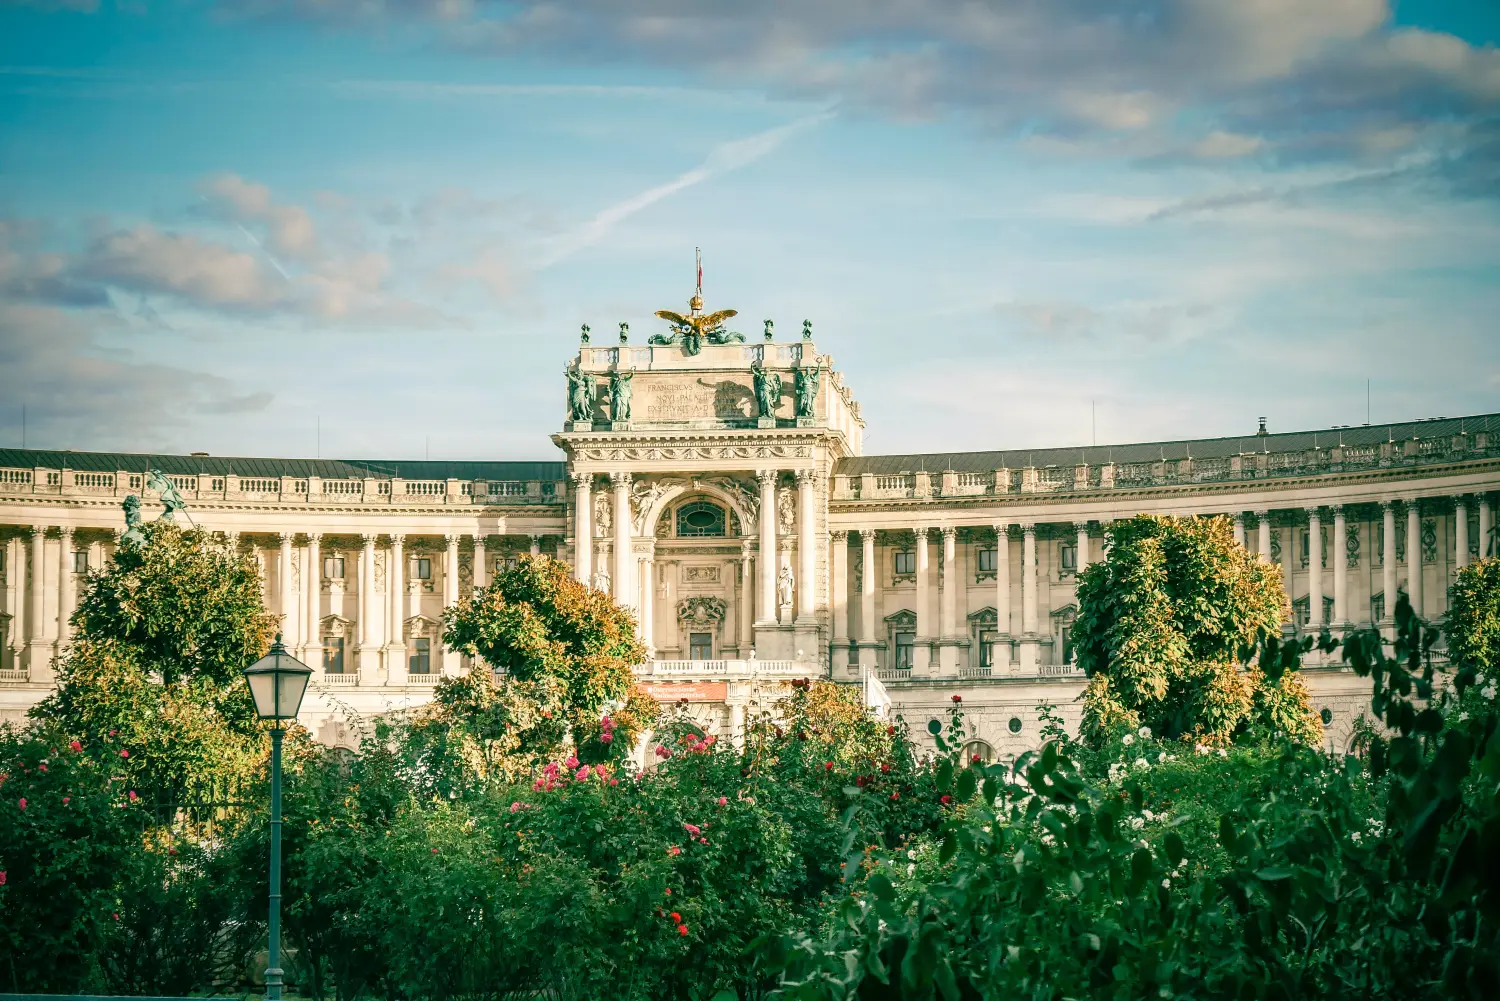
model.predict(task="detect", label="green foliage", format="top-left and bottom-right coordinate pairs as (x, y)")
top-left (1447, 556), bottom-right (1500, 670)
top-left (442, 555), bottom-right (656, 767)
top-left (1075, 514), bottom-right (1318, 745)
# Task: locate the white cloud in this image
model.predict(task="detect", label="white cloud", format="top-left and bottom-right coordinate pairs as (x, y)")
top-left (76, 225), bottom-right (287, 307)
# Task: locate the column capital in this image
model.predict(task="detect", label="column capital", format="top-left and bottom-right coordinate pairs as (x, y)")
top-left (306, 531), bottom-right (323, 544)
top-left (1453, 493), bottom-right (1469, 507)
top-left (794, 468), bottom-right (816, 486)
top-left (741, 538), bottom-right (754, 557)
top-left (570, 471), bottom-right (592, 488)
top-left (360, 534), bottom-right (378, 546)
top-left (277, 532), bottom-right (295, 546)
top-left (1304, 507), bottom-right (1321, 519)
top-left (609, 471), bottom-right (632, 487)
top-left (1074, 521), bottom-right (1089, 532)
top-left (993, 522), bottom-right (1009, 538)
top-left (940, 525), bottom-right (957, 541)
top-left (389, 533), bottom-right (406, 546)
top-left (756, 468), bottom-right (779, 486)
top-left (1331, 505), bottom-right (1345, 518)
top-left (58, 524), bottom-right (75, 539)
top-left (1021, 522), bottom-right (1037, 536)
top-left (830, 529), bottom-right (849, 544)
top-left (529, 533), bottom-right (543, 544)
top-left (1253, 509), bottom-right (1270, 519)
top-left (1231, 512), bottom-right (1245, 524)
top-left (1379, 499), bottom-right (1396, 512)
top-left (913, 526), bottom-right (929, 540)
top-left (443, 534), bottom-right (461, 547)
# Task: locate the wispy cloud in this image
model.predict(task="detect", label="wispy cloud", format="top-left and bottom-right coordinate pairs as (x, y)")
top-left (536, 111), bottom-right (835, 269)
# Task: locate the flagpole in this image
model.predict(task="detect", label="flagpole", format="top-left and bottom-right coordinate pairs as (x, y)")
top-left (696, 246), bottom-right (702, 297)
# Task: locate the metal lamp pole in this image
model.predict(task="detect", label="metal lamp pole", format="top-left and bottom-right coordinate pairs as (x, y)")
top-left (266, 724), bottom-right (285, 1001)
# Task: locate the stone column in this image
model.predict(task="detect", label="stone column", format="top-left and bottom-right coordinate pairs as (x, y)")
top-left (739, 541), bottom-right (754, 654)
top-left (830, 531), bottom-right (849, 670)
top-left (1075, 521), bottom-right (1090, 574)
top-left (1480, 493), bottom-right (1493, 560)
top-left (1454, 496), bottom-right (1470, 570)
top-left (1332, 506), bottom-right (1348, 628)
top-left (939, 526), bottom-right (957, 673)
top-left (1381, 502), bottom-right (1397, 627)
top-left (358, 534), bottom-right (379, 683)
top-left (25, 527), bottom-right (50, 679)
top-left (993, 523), bottom-right (1011, 670)
top-left (1232, 513), bottom-right (1245, 548)
top-left (472, 535), bottom-right (486, 590)
top-left (1256, 511), bottom-right (1272, 562)
top-left (756, 470), bottom-right (777, 626)
top-left (278, 533), bottom-right (295, 640)
top-left (728, 701), bottom-right (746, 748)
top-left (795, 470), bottom-right (816, 623)
top-left (639, 551), bottom-right (654, 653)
top-left (913, 527), bottom-right (931, 673)
top-left (1020, 523), bottom-right (1038, 671)
top-left (443, 534), bottom-right (460, 674)
top-left (387, 535), bottom-right (406, 682)
top-left (1407, 499), bottom-right (1424, 617)
top-left (305, 533), bottom-right (323, 670)
top-left (859, 529), bottom-right (877, 669)
top-left (57, 526), bottom-right (75, 650)
top-left (611, 472), bottom-right (633, 610)
top-left (571, 473), bottom-right (592, 584)
top-left (1306, 509), bottom-right (1323, 631)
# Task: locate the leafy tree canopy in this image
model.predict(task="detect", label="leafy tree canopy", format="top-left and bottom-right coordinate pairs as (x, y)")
top-left (1447, 556), bottom-right (1500, 670)
top-left (1075, 514), bottom-right (1320, 745)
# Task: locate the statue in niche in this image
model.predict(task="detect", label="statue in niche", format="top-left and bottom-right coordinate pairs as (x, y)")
top-left (777, 489), bottom-right (795, 535)
top-left (565, 364), bottom-right (595, 422)
top-left (609, 368), bottom-right (634, 421)
top-left (751, 359), bottom-right (782, 420)
top-left (777, 565), bottom-right (795, 609)
top-left (594, 493), bottom-right (612, 536)
top-left (794, 358), bottom-right (824, 418)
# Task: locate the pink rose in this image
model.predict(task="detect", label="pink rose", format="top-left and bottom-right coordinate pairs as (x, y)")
top-left (510, 801), bottom-right (523, 814)
top-left (683, 823), bottom-right (701, 836)
top-left (717, 796), bottom-right (727, 806)
top-left (69, 740), bottom-right (82, 752)
top-left (565, 755), bottom-right (579, 769)
top-left (575, 766), bottom-right (591, 781)
top-left (17, 798), bottom-right (25, 810)
top-left (119, 749), bottom-right (129, 758)
top-left (0, 871), bottom-right (6, 885)
top-left (601, 732), bottom-right (613, 743)
top-left (128, 790), bottom-right (138, 802)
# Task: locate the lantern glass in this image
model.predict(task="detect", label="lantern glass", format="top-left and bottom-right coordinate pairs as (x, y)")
top-left (244, 637), bottom-right (313, 722)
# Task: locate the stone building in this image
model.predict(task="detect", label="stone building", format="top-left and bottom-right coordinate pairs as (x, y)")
top-left (3, 291), bottom-right (1497, 756)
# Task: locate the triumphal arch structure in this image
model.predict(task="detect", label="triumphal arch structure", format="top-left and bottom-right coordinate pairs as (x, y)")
top-left (3, 280), bottom-right (1499, 757)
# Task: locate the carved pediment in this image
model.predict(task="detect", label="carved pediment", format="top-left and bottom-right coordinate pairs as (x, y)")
top-left (404, 614), bottom-right (441, 641)
top-left (967, 606), bottom-right (998, 627)
top-left (677, 595), bottom-right (728, 625)
top-left (884, 608), bottom-right (917, 628)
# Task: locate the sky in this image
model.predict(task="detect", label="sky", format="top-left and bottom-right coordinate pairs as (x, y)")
top-left (1, 0), bottom-right (1498, 462)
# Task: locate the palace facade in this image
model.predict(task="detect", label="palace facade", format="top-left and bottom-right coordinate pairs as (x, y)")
top-left (3, 301), bottom-right (1498, 757)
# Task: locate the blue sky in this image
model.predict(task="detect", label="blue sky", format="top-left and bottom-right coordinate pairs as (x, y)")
top-left (1, 0), bottom-right (1497, 460)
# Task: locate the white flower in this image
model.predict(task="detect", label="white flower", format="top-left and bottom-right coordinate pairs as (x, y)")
top-left (1217, 748), bottom-right (1229, 758)
top-left (1135, 757), bottom-right (1149, 769)
top-left (1157, 751), bottom-right (1168, 763)
top-left (907, 863), bottom-right (916, 876)
top-left (1459, 711), bottom-right (1469, 722)
top-left (1130, 816), bottom-right (1145, 830)
top-left (1122, 734), bottom-right (1136, 746)
top-left (907, 849), bottom-right (917, 860)
top-left (1482, 685), bottom-right (1496, 701)
top-left (1161, 878), bottom-right (1171, 889)
top-left (1350, 831), bottom-right (1362, 843)
top-left (1143, 809), bottom-right (1155, 821)
top-left (1195, 744), bottom-right (1210, 756)
top-left (1138, 726), bottom-right (1152, 739)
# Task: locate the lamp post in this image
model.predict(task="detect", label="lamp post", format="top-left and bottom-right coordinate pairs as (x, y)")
top-left (243, 634), bottom-right (312, 1001)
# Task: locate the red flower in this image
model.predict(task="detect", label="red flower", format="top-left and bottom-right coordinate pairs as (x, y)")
top-left (951, 695), bottom-right (962, 704)
top-left (677, 924), bottom-right (689, 936)
top-left (69, 740), bottom-right (82, 752)
top-left (0, 871), bottom-right (6, 885)
top-left (881, 763), bottom-right (892, 773)
top-left (664, 888), bottom-right (672, 896)
top-left (601, 732), bottom-right (613, 743)
top-left (112, 913), bottom-right (120, 921)
top-left (128, 790), bottom-right (138, 802)
top-left (670, 911), bottom-right (681, 922)
top-left (890, 792), bottom-right (900, 801)
top-left (971, 754), bottom-right (982, 764)
top-left (940, 794), bottom-right (952, 805)
top-left (716, 796), bottom-right (727, 806)
top-left (668, 845), bottom-right (682, 856)
top-left (823, 761), bottom-right (834, 771)
top-left (62, 797), bottom-right (70, 805)
top-left (17, 798), bottom-right (25, 810)
top-left (431, 848), bottom-right (439, 854)
top-left (109, 729), bottom-right (117, 736)
top-left (887, 725), bottom-right (897, 736)
top-left (119, 749), bottom-right (129, 758)
top-left (37, 763), bottom-right (46, 772)
top-left (855, 775), bottom-right (868, 787)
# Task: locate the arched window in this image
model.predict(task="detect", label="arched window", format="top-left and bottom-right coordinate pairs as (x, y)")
top-left (677, 501), bottom-right (726, 538)
top-left (963, 740), bottom-right (995, 765)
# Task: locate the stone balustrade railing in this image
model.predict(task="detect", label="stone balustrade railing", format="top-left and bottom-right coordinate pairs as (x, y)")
top-left (635, 658), bottom-right (804, 679)
top-left (0, 470), bottom-right (566, 507)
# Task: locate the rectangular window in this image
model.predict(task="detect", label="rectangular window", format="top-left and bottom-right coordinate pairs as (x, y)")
top-left (1061, 626), bottom-right (1075, 665)
top-left (324, 556), bottom-right (345, 580)
top-left (413, 557), bottom-right (432, 580)
top-left (323, 637), bottom-right (345, 674)
top-left (1059, 543), bottom-right (1077, 573)
top-left (689, 632), bottom-right (713, 661)
top-left (409, 637), bottom-right (431, 674)
top-left (1371, 593), bottom-right (1386, 623)
top-left (71, 551), bottom-right (88, 574)
top-left (976, 548), bottom-right (998, 573)
top-left (893, 551), bottom-right (916, 576)
top-left (894, 632), bottom-right (915, 669)
top-left (978, 630), bottom-right (997, 668)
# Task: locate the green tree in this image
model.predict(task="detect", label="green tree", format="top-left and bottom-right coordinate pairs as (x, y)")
top-left (1074, 514), bottom-right (1319, 744)
top-left (439, 555), bottom-right (656, 774)
top-left (1447, 556), bottom-right (1500, 669)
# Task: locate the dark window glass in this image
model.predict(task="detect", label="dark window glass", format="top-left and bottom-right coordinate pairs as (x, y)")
top-left (71, 551), bottom-right (88, 573)
top-left (894, 632), bottom-right (915, 669)
top-left (689, 632), bottom-right (713, 660)
top-left (414, 558), bottom-right (432, 580)
top-left (977, 548), bottom-right (998, 573)
top-left (1060, 543), bottom-right (1077, 572)
top-left (409, 637), bottom-right (431, 674)
top-left (1008, 717), bottom-right (1023, 734)
top-left (323, 637), bottom-right (345, 674)
top-left (894, 551), bottom-right (916, 576)
top-left (677, 502), bottom-right (726, 538)
top-left (978, 630), bottom-right (997, 668)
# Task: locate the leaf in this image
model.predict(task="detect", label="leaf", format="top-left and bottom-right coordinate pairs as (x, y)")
top-left (1255, 867), bottom-right (1296, 882)
top-left (1129, 848), bottom-right (1153, 892)
top-left (1164, 831), bottom-right (1185, 867)
top-left (868, 871), bottom-right (896, 902)
top-left (955, 765), bottom-right (977, 802)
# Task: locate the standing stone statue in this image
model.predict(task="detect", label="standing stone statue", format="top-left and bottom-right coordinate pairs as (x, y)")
top-left (751, 359), bottom-right (782, 420)
top-left (566, 364), bottom-right (595, 422)
top-left (146, 468), bottom-right (190, 523)
top-left (609, 368), bottom-right (634, 422)
top-left (777, 565), bottom-right (795, 609)
top-left (591, 567), bottom-right (611, 593)
top-left (580, 323), bottom-right (591, 345)
top-left (763, 319), bottom-right (774, 342)
top-left (618, 321), bottom-right (630, 345)
top-left (801, 319), bottom-right (813, 341)
top-left (120, 494), bottom-right (147, 547)
top-left (794, 358), bottom-right (824, 418)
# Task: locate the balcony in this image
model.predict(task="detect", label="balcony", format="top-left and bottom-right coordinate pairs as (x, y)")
top-left (636, 658), bottom-right (805, 680)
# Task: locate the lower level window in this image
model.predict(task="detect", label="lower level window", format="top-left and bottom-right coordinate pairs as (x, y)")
top-left (894, 631), bottom-right (915, 670)
top-left (323, 637), bottom-right (345, 674)
top-left (409, 637), bottom-right (431, 674)
top-left (978, 630), bottom-right (997, 668)
top-left (689, 632), bottom-right (713, 660)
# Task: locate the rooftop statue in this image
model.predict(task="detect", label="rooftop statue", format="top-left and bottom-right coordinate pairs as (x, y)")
top-left (618, 321), bottom-right (629, 345)
top-left (649, 248), bottom-right (744, 356)
top-left (610, 368), bottom-right (635, 422)
top-left (566, 363), bottom-right (595, 422)
top-left (146, 468), bottom-right (190, 523)
top-left (580, 323), bottom-right (590, 345)
top-left (795, 357), bottom-right (825, 418)
top-left (751, 358), bottom-right (782, 420)
top-left (801, 319), bottom-right (813, 341)
top-left (763, 318), bottom-right (774, 341)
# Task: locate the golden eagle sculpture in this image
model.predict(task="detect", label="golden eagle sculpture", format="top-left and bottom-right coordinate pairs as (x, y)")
top-left (649, 252), bottom-right (745, 355)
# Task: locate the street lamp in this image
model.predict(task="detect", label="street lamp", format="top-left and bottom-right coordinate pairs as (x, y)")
top-left (244, 634), bottom-right (312, 1001)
